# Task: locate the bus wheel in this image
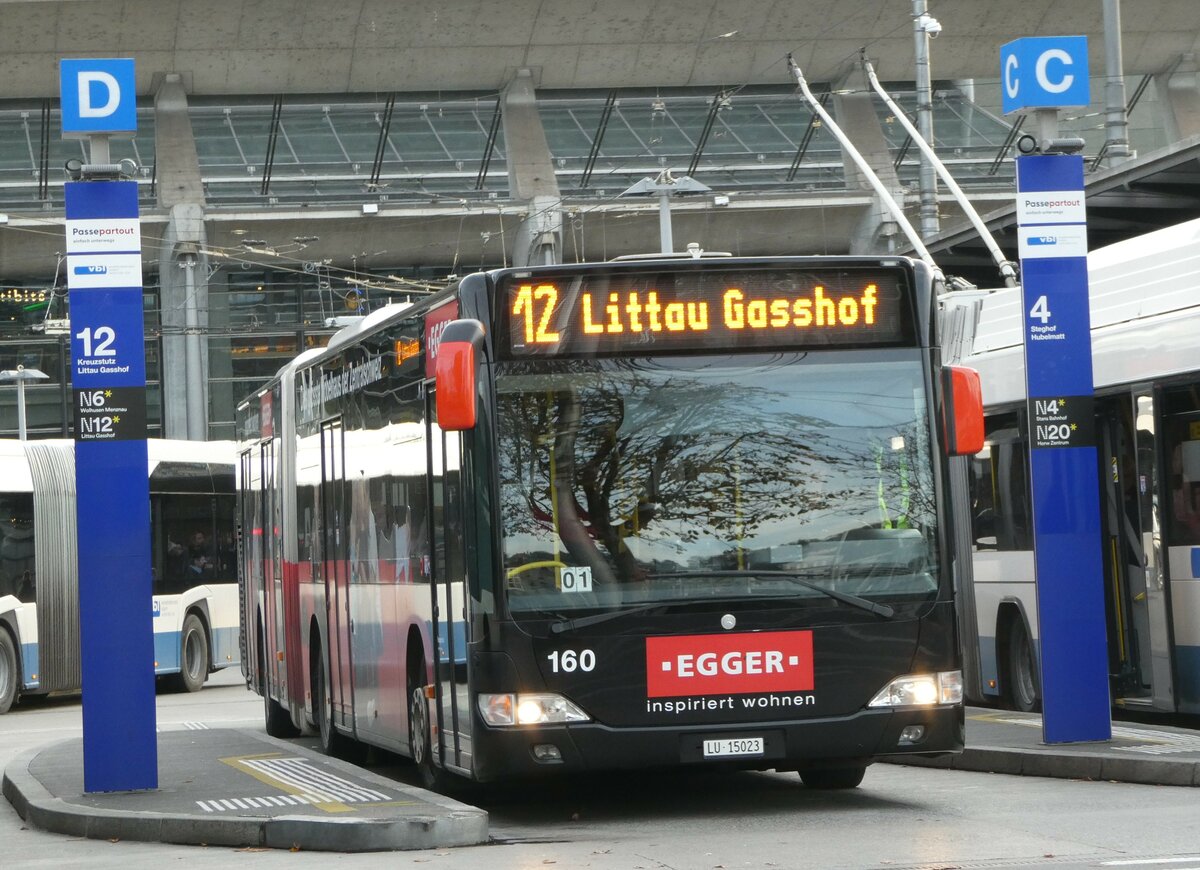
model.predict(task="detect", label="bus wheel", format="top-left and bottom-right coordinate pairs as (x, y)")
top-left (1006, 618), bottom-right (1040, 713)
top-left (799, 765), bottom-right (866, 790)
top-left (176, 613), bottom-right (209, 693)
top-left (259, 633), bottom-right (298, 738)
top-left (315, 649), bottom-right (361, 760)
top-left (408, 659), bottom-right (444, 790)
top-left (0, 629), bottom-right (18, 714)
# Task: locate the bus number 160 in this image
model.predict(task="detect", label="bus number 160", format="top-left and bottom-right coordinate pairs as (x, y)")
top-left (547, 649), bottom-right (596, 673)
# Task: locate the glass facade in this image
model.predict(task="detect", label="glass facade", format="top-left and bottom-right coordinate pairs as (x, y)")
top-left (191, 94), bottom-right (507, 207)
top-left (0, 103), bottom-right (155, 211)
top-left (183, 84), bottom-right (1021, 207)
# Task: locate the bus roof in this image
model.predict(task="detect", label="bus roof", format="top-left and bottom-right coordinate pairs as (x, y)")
top-left (147, 438), bottom-right (236, 468)
top-left (0, 440), bottom-right (235, 496)
top-left (0, 440), bottom-right (36, 492)
top-left (941, 215), bottom-right (1200, 404)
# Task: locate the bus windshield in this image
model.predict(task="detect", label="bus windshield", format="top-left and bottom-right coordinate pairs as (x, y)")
top-left (496, 350), bottom-right (938, 616)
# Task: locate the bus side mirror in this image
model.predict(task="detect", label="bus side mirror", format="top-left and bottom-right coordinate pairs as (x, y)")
top-left (435, 319), bottom-right (487, 431)
top-left (944, 365), bottom-right (984, 456)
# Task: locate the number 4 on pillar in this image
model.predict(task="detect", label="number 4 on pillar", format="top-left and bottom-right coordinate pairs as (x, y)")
top-left (1030, 295), bottom-right (1051, 324)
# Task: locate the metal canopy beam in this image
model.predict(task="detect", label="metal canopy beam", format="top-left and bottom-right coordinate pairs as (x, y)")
top-left (580, 91), bottom-right (616, 188)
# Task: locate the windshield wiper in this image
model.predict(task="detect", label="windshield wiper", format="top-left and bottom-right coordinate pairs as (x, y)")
top-left (650, 570), bottom-right (895, 619)
top-left (549, 602), bottom-right (668, 634)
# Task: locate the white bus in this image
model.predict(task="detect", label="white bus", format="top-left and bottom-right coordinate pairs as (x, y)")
top-left (943, 217), bottom-right (1200, 716)
top-left (0, 438), bottom-right (241, 713)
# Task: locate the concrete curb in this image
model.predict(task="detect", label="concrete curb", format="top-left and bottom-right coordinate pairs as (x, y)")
top-left (884, 746), bottom-right (1200, 786)
top-left (3, 736), bottom-right (489, 852)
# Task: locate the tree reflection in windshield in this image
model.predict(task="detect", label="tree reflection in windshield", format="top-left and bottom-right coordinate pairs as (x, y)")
top-left (497, 353), bottom-right (935, 610)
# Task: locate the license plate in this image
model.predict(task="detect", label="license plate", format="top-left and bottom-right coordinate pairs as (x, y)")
top-left (702, 737), bottom-right (764, 758)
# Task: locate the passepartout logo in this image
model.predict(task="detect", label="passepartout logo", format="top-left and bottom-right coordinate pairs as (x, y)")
top-left (1022, 196), bottom-right (1082, 209)
top-left (645, 630), bottom-right (814, 698)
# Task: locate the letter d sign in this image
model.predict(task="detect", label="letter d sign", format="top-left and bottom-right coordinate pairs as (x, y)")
top-left (60, 58), bottom-right (137, 137)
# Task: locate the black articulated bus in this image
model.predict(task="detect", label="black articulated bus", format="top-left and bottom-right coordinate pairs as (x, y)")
top-left (237, 255), bottom-right (983, 790)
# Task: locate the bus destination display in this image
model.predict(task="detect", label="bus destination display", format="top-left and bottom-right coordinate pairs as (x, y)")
top-left (503, 266), bottom-right (912, 357)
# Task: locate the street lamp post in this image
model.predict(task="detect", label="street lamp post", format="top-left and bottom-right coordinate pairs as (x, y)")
top-left (0, 364), bottom-right (50, 440)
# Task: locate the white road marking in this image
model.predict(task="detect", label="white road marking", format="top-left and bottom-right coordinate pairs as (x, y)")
top-left (989, 716), bottom-right (1200, 755)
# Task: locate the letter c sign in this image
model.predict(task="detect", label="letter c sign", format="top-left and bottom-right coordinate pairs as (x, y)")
top-left (1000, 36), bottom-right (1090, 115)
top-left (60, 58), bottom-right (138, 137)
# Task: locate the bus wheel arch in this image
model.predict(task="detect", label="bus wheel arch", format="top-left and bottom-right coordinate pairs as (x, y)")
top-left (998, 603), bottom-right (1040, 712)
top-left (0, 624), bottom-right (20, 714)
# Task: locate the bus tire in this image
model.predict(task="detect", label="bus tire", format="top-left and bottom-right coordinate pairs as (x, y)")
top-left (0, 628), bottom-right (18, 714)
top-left (314, 647), bottom-right (361, 760)
top-left (1006, 618), bottom-right (1040, 713)
top-left (175, 613), bottom-right (209, 693)
top-left (408, 657), bottom-right (445, 790)
top-left (799, 765), bottom-right (867, 790)
top-left (258, 629), bottom-right (299, 738)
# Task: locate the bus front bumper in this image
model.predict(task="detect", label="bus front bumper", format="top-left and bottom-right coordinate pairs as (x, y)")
top-left (470, 704), bottom-right (964, 782)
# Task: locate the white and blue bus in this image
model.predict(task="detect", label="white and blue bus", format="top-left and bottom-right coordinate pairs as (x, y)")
top-left (944, 217), bottom-right (1200, 716)
top-left (0, 438), bottom-right (241, 714)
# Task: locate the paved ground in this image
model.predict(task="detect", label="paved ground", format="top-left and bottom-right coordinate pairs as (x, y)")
top-left (885, 707), bottom-right (1200, 786)
top-left (4, 706), bottom-right (1198, 853)
top-left (2, 727), bottom-right (487, 852)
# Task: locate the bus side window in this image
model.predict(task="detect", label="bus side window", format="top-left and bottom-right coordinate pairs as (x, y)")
top-left (968, 415), bottom-right (1031, 552)
top-left (1161, 389), bottom-right (1200, 547)
top-left (0, 494), bottom-right (35, 601)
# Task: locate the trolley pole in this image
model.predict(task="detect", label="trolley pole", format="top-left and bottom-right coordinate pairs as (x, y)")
top-left (60, 57), bottom-right (157, 792)
top-left (1002, 37), bottom-right (1112, 743)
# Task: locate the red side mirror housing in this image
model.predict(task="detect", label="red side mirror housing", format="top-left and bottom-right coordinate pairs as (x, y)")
top-left (944, 366), bottom-right (984, 456)
top-left (434, 319), bottom-right (486, 431)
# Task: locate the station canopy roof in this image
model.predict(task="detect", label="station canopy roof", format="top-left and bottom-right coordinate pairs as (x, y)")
top-left (0, 86), bottom-right (1021, 211)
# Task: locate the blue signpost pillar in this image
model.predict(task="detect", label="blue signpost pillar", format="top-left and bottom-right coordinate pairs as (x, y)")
top-left (61, 58), bottom-right (158, 792)
top-left (1003, 37), bottom-right (1112, 743)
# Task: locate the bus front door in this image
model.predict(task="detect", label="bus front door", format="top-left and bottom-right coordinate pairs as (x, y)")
top-left (1099, 392), bottom-right (1174, 711)
top-left (320, 419), bottom-right (354, 728)
top-left (426, 389), bottom-right (469, 774)
top-left (238, 448), bottom-right (260, 689)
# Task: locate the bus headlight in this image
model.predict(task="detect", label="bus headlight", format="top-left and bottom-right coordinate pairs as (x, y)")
top-left (868, 670), bottom-right (963, 708)
top-left (478, 693), bottom-right (591, 726)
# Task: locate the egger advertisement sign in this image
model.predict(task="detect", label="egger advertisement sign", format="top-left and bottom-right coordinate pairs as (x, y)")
top-left (646, 631), bottom-right (815, 697)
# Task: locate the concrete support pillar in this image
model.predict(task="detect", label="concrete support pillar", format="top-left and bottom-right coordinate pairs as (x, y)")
top-left (501, 69), bottom-right (563, 266)
top-left (154, 74), bottom-right (211, 440)
top-left (1155, 54), bottom-right (1200, 142)
top-left (153, 73), bottom-right (206, 209)
top-left (832, 90), bottom-right (907, 255)
top-left (158, 204), bottom-right (210, 440)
